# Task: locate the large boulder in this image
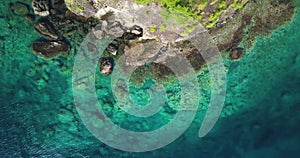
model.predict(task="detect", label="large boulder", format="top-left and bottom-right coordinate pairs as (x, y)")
top-left (31, 40), bottom-right (70, 58)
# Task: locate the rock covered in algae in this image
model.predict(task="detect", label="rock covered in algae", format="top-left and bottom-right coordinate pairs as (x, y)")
top-left (9, 2), bottom-right (30, 16)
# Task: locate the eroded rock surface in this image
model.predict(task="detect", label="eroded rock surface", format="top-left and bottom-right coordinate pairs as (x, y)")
top-left (32, 0), bottom-right (50, 17)
top-left (18, 0), bottom-right (101, 59)
top-left (210, 0), bottom-right (295, 52)
top-left (26, 0), bottom-right (297, 82)
top-left (34, 18), bottom-right (60, 40)
top-left (31, 40), bottom-right (70, 58)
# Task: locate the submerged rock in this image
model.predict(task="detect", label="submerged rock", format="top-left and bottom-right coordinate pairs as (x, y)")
top-left (32, 0), bottom-right (50, 17)
top-left (34, 18), bottom-right (59, 40)
top-left (99, 58), bottom-right (114, 75)
top-left (9, 2), bottom-right (30, 16)
top-left (24, 14), bottom-right (36, 23)
top-left (31, 40), bottom-right (70, 58)
top-left (230, 47), bottom-right (244, 60)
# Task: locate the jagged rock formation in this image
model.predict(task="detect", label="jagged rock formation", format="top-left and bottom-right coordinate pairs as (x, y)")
top-left (64, 0), bottom-right (296, 82)
top-left (34, 18), bottom-right (60, 40)
top-left (8, 0), bottom-right (294, 82)
top-left (32, 0), bottom-right (50, 17)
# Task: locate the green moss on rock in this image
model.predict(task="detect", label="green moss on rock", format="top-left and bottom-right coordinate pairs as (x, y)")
top-left (134, 0), bottom-right (248, 28)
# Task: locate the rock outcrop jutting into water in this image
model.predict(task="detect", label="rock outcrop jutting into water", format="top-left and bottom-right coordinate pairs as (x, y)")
top-left (9, 0), bottom-right (296, 79)
top-left (2, 0), bottom-right (300, 156)
top-left (64, 0), bottom-right (295, 80)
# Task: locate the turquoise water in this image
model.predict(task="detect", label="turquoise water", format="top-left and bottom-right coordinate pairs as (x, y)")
top-left (1, 0), bottom-right (300, 157)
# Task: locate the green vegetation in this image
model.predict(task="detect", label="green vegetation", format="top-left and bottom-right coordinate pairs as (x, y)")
top-left (75, 5), bottom-right (84, 13)
top-left (65, 0), bottom-right (247, 28)
top-left (150, 24), bottom-right (157, 33)
top-left (135, 0), bottom-right (248, 28)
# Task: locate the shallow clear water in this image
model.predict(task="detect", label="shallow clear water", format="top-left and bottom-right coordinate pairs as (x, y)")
top-left (0, 0), bottom-right (300, 157)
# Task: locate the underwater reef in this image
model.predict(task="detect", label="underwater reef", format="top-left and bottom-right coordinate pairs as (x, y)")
top-left (0, 0), bottom-right (300, 157)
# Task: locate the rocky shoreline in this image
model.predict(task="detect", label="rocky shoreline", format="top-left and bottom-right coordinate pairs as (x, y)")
top-left (10, 0), bottom-right (100, 58)
top-left (9, 0), bottom-right (296, 82)
top-left (210, 0), bottom-right (296, 52)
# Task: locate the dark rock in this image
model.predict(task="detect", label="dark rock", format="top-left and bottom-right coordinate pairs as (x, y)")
top-left (31, 40), bottom-right (70, 58)
top-left (55, 18), bottom-right (73, 27)
top-left (9, 2), bottom-right (30, 16)
top-left (86, 17), bottom-right (100, 28)
top-left (79, 25), bottom-right (89, 36)
top-left (230, 47), bottom-right (244, 60)
top-left (29, 0), bottom-right (101, 60)
top-left (107, 44), bottom-right (118, 55)
top-left (49, 2), bottom-right (68, 21)
top-left (99, 58), bottom-right (114, 75)
top-left (128, 25), bottom-right (143, 37)
top-left (124, 25), bottom-right (143, 40)
top-left (49, 8), bottom-right (57, 15)
top-left (65, 10), bottom-right (89, 23)
top-left (63, 26), bottom-right (77, 37)
top-left (49, 5), bottom-right (68, 21)
top-left (34, 18), bottom-right (59, 40)
top-left (50, 0), bottom-right (67, 12)
top-left (32, 0), bottom-right (50, 17)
